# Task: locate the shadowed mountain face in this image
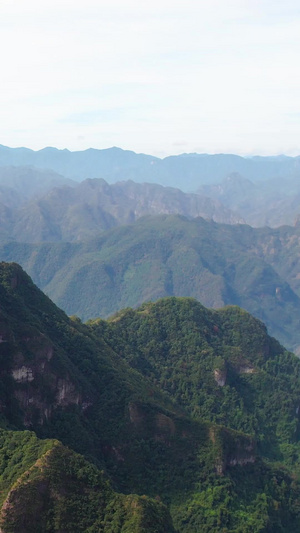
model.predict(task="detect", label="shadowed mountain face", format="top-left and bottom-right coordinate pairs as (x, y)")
top-left (1, 262), bottom-right (300, 531)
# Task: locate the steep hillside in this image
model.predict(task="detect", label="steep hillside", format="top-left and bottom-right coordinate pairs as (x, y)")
top-left (1, 263), bottom-right (300, 530)
top-left (0, 430), bottom-right (173, 533)
top-left (1, 216), bottom-right (300, 351)
top-left (0, 261), bottom-right (176, 457)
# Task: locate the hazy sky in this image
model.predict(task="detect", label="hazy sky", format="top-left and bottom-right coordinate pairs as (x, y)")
top-left (1, 0), bottom-right (300, 156)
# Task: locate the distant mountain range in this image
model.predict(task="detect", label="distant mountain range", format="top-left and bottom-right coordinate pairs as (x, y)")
top-left (1, 146), bottom-right (300, 227)
top-left (1, 163), bottom-right (300, 232)
top-left (1, 144), bottom-right (300, 191)
top-left (0, 165), bottom-right (73, 204)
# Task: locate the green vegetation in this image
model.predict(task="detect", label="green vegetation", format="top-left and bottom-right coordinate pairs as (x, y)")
top-left (90, 297), bottom-right (300, 468)
top-left (0, 430), bottom-right (173, 532)
top-left (2, 215), bottom-right (300, 352)
top-left (1, 262), bottom-right (300, 530)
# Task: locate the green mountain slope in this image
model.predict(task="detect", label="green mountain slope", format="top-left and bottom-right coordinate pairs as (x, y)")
top-left (1, 215), bottom-right (300, 351)
top-left (0, 429), bottom-right (173, 533)
top-left (91, 297), bottom-right (300, 467)
top-left (0, 261), bottom-right (177, 458)
top-left (0, 261), bottom-right (259, 530)
top-left (1, 263), bottom-right (300, 530)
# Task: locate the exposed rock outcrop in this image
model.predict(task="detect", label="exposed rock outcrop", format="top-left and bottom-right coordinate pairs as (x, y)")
top-left (214, 368), bottom-right (227, 386)
top-left (210, 427), bottom-right (256, 475)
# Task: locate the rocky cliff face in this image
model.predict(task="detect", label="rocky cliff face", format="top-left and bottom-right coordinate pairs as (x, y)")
top-left (0, 263), bottom-right (93, 431)
top-left (1, 326), bottom-right (84, 426)
top-left (209, 426), bottom-right (256, 475)
top-left (214, 367), bottom-right (227, 386)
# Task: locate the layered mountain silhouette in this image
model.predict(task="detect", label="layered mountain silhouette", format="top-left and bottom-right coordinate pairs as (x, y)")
top-left (1, 215), bottom-right (300, 352)
top-left (1, 144), bottom-right (300, 190)
top-left (1, 149), bottom-right (300, 228)
top-left (0, 177), bottom-right (242, 243)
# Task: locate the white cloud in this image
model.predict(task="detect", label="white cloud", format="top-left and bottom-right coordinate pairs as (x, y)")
top-left (0, 0), bottom-right (300, 155)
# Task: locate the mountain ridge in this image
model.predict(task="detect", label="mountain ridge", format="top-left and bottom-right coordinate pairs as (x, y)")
top-left (0, 177), bottom-right (243, 243)
top-left (2, 215), bottom-right (300, 351)
top-left (1, 144), bottom-right (300, 190)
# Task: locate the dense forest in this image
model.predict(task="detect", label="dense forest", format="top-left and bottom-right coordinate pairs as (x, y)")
top-left (1, 262), bottom-right (300, 530)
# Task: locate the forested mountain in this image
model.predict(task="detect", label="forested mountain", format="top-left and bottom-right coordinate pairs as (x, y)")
top-left (91, 297), bottom-right (300, 468)
top-left (1, 262), bottom-right (300, 531)
top-left (1, 144), bottom-right (300, 190)
top-left (1, 215), bottom-right (300, 352)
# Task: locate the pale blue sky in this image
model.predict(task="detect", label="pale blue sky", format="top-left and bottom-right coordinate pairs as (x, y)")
top-left (1, 0), bottom-right (300, 156)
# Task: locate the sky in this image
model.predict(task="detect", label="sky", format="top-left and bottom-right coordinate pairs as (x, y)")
top-left (0, 0), bottom-right (300, 157)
